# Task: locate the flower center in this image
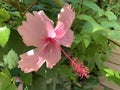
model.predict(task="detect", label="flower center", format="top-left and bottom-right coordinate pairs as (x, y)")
top-left (45, 37), bottom-right (56, 45)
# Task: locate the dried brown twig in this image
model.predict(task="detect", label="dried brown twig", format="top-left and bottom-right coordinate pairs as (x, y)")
top-left (108, 38), bottom-right (120, 47)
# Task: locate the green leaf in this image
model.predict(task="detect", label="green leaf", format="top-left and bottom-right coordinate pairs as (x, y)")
top-left (68, 0), bottom-right (81, 4)
top-left (81, 22), bottom-right (93, 34)
top-left (83, 1), bottom-right (103, 12)
top-left (56, 65), bottom-right (73, 77)
top-left (92, 30), bottom-right (107, 47)
top-left (37, 64), bottom-right (57, 78)
top-left (0, 68), bottom-right (17, 90)
top-left (85, 43), bottom-right (100, 58)
top-left (71, 33), bottom-right (82, 49)
top-left (46, 77), bottom-right (57, 90)
top-left (3, 49), bottom-right (19, 69)
top-left (87, 58), bottom-right (95, 72)
top-left (5, 29), bottom-right (27, 54)
top-left (104, 11), bottom-right (117, 21)
top-left (20, 71), bottom-right (32, 85)
top-left (78, 15), bottom-right (103, 32)
top-left (24, 0), bottom-right (34, 6)
top-left (0, 8), bottom-right (10, 22)
top-left (108, 31), bottom-right (120, 41)
top-left (36, 64), bottom-right (46, 77)
top-left (30, 73), bottom-right (59, 90)
top-left (10, 11), bottom-right (21, 18)
top-left (29, 74), bottom-right (46, 90)
top-left (56, 75), bottom-right (71, 90)
top-left (82, 34), bottom-right (91, 48)
top-left (104, 68), bottom-right (120, 85)
top-left (46, 69), bottom-right (57, 78)
top-left (83, 76), bottom-right (99, 89)
top-left (101, 21), bottom-right (120, 30)
top-left (0, 25), bottom-right (10, 47)
top-left (94, 53), bottom-right (104, 70)
top-left (104, 68), bottom-right (114, 76)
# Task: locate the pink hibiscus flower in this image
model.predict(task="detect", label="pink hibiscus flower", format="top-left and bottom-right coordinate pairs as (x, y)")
top-left (18, 4), bottom-right (75, 73)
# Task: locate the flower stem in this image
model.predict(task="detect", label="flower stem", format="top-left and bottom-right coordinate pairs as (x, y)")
top-left (60, 47), bottom-right (73, 62)
top-left (23, 0), bottom-right (38, 15)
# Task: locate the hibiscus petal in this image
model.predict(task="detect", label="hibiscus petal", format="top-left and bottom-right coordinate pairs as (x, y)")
top-left (18, 48), bottom-right (45, 73)
top-left (44, 43), bottom-right (61, 68)
top-left (18, 11), bottom-right (54, 47)
top-left (55, 4), bottom-right (75, 38)
top-left (33, 11), bottom-right (55, 37)
top-left (55, 29), bottom-right (74, 47)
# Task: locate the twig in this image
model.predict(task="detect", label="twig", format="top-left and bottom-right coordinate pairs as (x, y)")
top-left (108, 38), bottom-right (120, 47)
top-left (23, 0), bottom-right (38, 16)
top-left (16, 1), bottom-right (23, 18)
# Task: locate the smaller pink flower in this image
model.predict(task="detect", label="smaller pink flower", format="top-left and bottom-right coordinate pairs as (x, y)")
top-left (18, 4), bottom-right (75, 73)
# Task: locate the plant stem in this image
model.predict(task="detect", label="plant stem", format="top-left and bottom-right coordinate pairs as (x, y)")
top-left (108, 38), bottom-right (120, 47)
top-left (23, 0), bottom-right (38, 16)
top-left (16, 1), bottom-right (23, 18)
top-left (60, 47), bottom-right (73, 62)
